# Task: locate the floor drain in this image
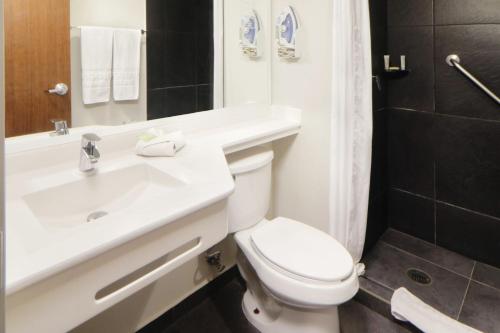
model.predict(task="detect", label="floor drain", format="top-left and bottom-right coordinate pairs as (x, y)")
top-left (407, 268), bottom-right (432, 285)
top-left (86, 211), bottom-right (108, 222)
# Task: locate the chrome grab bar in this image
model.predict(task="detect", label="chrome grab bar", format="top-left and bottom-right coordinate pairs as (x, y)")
top-left (446, 54), bottom-right (500, 105)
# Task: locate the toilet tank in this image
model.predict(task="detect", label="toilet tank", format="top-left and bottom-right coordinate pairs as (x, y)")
top-left (226, 146), bottom-right (274, 233)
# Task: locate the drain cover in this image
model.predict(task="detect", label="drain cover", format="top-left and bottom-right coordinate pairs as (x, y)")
top-left (86, 211), bottom-right (108, 222)
top-left (407, 268), bottom-right (432, 285)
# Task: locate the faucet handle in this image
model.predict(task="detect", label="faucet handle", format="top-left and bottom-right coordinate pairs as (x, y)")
top-left (81, 133), bottom-right (101, 146)
top-left (82, 133), bottom-right (101, 142)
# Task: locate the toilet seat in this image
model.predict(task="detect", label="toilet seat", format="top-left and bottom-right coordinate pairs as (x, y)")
top-left (235, 218), bottom-right (359, 308)
top-left (250, 217), bottom-right (353, 283)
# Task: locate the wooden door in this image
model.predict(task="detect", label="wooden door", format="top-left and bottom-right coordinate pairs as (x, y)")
top-left (5, 0), bottom-right (71, 137)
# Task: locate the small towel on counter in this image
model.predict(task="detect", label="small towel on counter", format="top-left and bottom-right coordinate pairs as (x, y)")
top-left (391, 288), bottom-right (483, 333)
top-left (135, 129), bottom-right (186, 157)
top-left (113, 28), bottom-right (142, 101)
top-left (80, 26), bottom-right (114, 104)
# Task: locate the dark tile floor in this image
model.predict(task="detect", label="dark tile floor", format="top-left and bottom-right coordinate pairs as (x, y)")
top-left (138, 268), bottom-right (408, 333)
top-left (361, 228), bottom-right (500, 333)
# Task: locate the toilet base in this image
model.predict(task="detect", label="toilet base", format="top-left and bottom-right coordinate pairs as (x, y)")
top-left (242, 290), bottom-right (340, 333)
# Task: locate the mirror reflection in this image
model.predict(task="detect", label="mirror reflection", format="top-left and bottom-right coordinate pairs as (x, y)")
top-left (5, 0), bottom-right (219, 137)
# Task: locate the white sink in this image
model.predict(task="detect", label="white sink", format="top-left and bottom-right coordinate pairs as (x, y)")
top-left (6, 142), bottom-right (235, 294)
top-left (23, 164), bottom-right (186, 230)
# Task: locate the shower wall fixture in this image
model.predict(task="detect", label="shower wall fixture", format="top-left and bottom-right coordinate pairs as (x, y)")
top-left (385, 0), bottom-right (500, 267)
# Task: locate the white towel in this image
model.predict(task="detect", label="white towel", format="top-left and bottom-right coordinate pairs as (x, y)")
top-left (80, 26), bottom-right (114, 104)
top-left (113, 28), bottom-right (142, 101)
top-left (391, 288), bottom-right (483, 333)
top-left (135, 129), bottom-right (186, 157)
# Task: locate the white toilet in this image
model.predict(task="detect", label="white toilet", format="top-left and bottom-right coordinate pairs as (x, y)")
top-left (226, 146), bottom-right (359, 333)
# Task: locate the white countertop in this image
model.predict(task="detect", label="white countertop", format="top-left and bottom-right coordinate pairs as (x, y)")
top-left (6, 104), bottom-right (301, 294)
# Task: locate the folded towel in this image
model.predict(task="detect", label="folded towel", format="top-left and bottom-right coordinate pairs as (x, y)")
top-left (135, 129), bottom-right (186, 157)
top-left (80, 26), bottom-right (114, 104)
top-left (113, 28), bottom-right (142, 101)
top-left (391, 288), bottom-right (483, 333)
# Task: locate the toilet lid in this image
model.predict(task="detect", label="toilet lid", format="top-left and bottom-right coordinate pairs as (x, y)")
top-left (250, 217), bottom-right (354, 282)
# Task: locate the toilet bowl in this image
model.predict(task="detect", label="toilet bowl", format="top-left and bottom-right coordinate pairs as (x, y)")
top-left (226, 146), bottom-right (358, 333)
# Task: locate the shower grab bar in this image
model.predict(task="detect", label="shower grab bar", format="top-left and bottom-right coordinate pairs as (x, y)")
top-left (446, 54), bottom-right (500, 105)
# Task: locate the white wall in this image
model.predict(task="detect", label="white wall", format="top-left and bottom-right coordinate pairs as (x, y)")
top-left (225, 0), bottom-right (333, 233)
top-left (271, 0), bottom-right (333, 233)
top-left (70, 0), bottom-right (147, 127)
top-left (224, 0), bottom-right (271, 106)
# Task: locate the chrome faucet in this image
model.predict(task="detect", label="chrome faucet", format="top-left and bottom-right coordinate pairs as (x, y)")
top-left (50, 119), bottom-right (69, 136)
top-left (80, 133), bottom-right (101, 172)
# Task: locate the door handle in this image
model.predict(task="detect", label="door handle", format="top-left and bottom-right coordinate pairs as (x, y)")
top-left (47, 83), bottom-right (69, 96)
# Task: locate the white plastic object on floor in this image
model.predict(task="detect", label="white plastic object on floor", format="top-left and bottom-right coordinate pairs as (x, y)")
top-left (391, 288), bottom-right (483, 333)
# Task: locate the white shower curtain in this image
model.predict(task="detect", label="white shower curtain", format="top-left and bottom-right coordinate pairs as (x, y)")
top-left (329, 0), bottom-right (373, 264)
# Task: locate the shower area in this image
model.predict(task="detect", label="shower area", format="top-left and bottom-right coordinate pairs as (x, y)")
top-left (361, 0), bottom-right (500, 331)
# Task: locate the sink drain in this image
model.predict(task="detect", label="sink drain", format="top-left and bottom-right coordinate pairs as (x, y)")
top-left (407, 268), bottom-right (432, 285)
top-left (86, 211), bottom-right (108, 222)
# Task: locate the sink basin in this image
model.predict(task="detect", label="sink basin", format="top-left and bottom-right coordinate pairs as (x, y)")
top-left (23, 163), bottom-right (186, 230)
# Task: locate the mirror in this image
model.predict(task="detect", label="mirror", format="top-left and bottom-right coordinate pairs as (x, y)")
top-left (4, 0), bottom-right (223, 137)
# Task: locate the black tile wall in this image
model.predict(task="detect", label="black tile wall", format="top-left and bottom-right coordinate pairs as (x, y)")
top-left (371, 27), bottom-right (388, 111)
top-left (196, 85), bottom-right (214, 112)
top-left (436, 203), bottom-right (500, 267)
top-left (369, 0), bottom-right (388, 28)
top-left (387, 0), bottom-right (433, 27)
top-left (370, 109), bottom-right (388, 199)
top-left (388, 109), bottom-right (435, 196)
top-left (146, 0), bottom-right (214, 120)
top-left (435, 0), bottom-right (500, 25)
top-left (384, 0), bottom-right (500, 268)
top-left (163, 0), bottom-right (198, 33)
top-left (366, 0), bottom-right (389, 253)
top-left (196, 32), bottom-right (214, 85)
top-left (161, 31), bottom-right (197, 87)
top-left (365, 193), bottom-right (388, 255)
top-left (435, 115), bottom-right (500, 218)
top-left (387, 26), bottom-right (435, 112)
top-left (370, 0), bottom-right (388, 109)
top-left (148, 87), bottom-right (197, 120)
top-left (388, 189), bottom-right (435, 243)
